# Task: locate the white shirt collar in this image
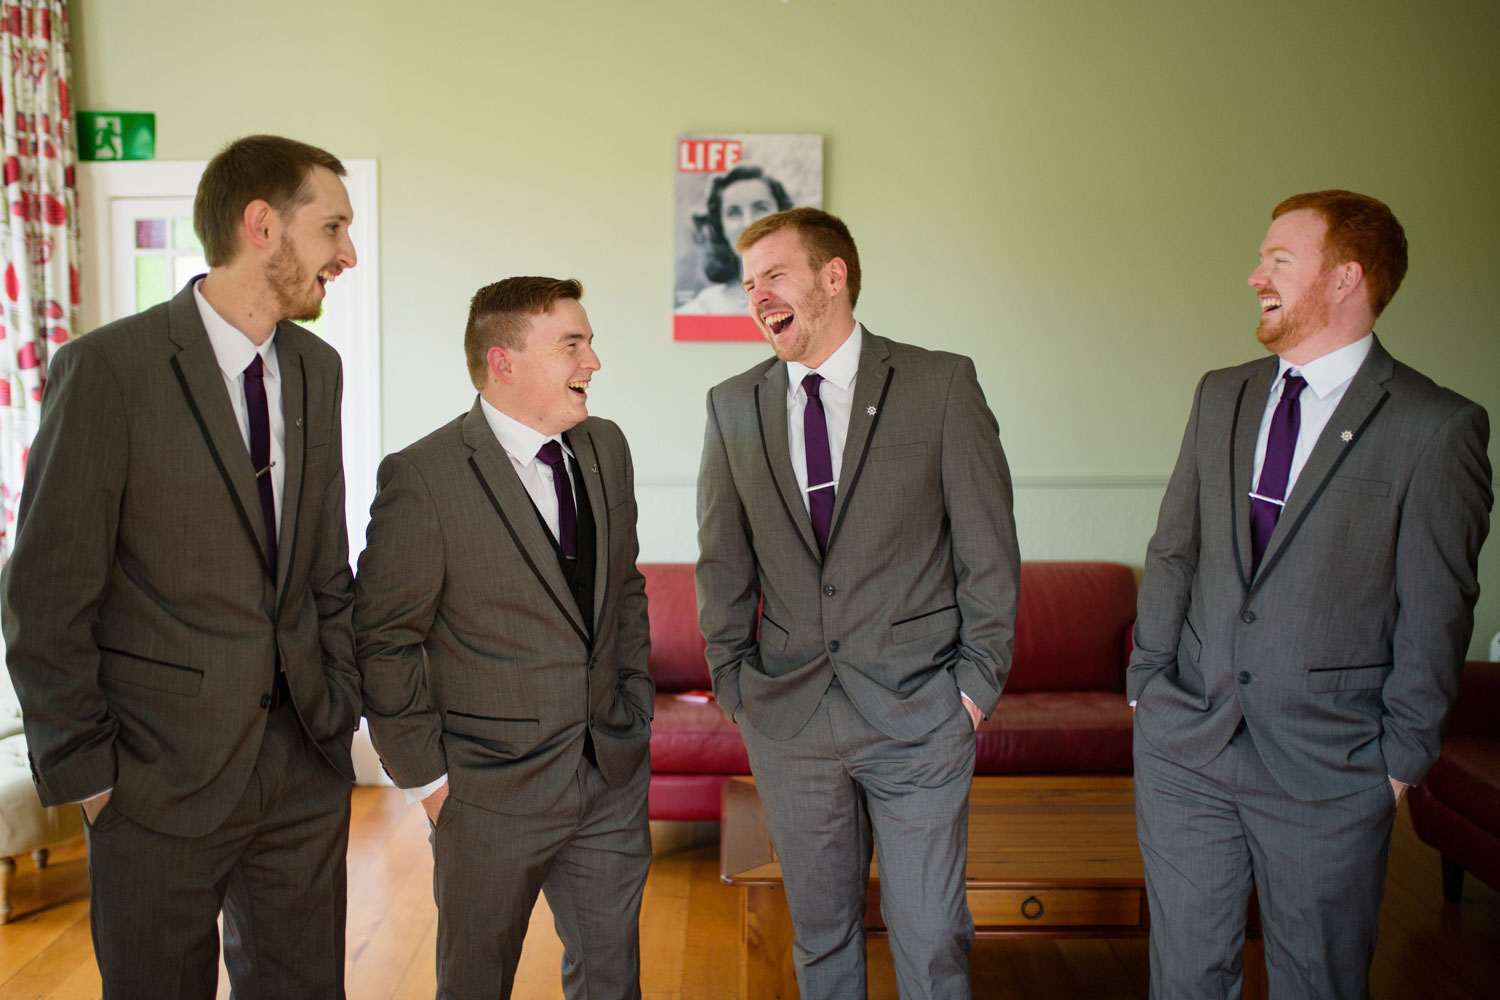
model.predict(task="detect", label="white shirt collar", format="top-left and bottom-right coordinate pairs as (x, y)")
top-left (479, 396), bottom-right (572, 466)
top-left (787, 321), bottom-right (863, 394)
top-left (1277, 332), bottom-right (1373, 400)
top-left (193, 279), bottom-right (278, 380)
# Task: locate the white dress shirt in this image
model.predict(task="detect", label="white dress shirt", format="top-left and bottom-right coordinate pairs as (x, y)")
top-left (193, 280), bottom-right (286, 527)
top-left (785, 321), bottom-right (862, 515)
top-left (1252, 333), bottom-right (1374, 497)
top-left (404, 398), bottom-right (579, 804)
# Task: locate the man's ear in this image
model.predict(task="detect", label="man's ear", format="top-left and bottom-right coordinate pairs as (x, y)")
top-left (1332, 260), bottom-right (1365, 305)
top-left (488, 345), bottom-right (515, 385)
top-left (241, 199), bottom-right (277, 252)
top-left (823, 256), bottom-right (848, 298)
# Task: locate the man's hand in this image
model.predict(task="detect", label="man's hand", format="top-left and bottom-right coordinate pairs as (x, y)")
top-left (421, 781), bottom-right (450, 824)
top-left (1389, 777), bottom-right (1409, 805)
top-left (961, 693), bottom-right (983, 731)
top-left (81, 789), bottom-right (112, 824)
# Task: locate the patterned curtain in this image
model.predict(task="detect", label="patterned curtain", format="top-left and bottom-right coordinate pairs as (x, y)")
top-left (0, 1), bottom-right (76, 558)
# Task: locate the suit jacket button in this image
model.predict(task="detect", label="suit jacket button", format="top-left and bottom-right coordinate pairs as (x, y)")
top-left (260, 693), bottom-right (272, 709)
top-left (1240, 611), bottom-right (1256, 624)
top-left (823, 585), bottom-right (836, 596)
top-left (1238, 671), bottom-right (1252, 684)
top-left (828, 640), bottom-right (841, 653)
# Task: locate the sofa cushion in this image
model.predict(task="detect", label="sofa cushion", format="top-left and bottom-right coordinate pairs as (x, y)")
top-left (1006, 562), bottom-right (1136, 694)
top-left (642, 563), bottom-right (711, 692)
top-left (1423, 735), bottom-right (1500, 836)
top-left (649, 691), bottom-right (751, 774)
top-left (975, 692), bottom-right (1134, 773)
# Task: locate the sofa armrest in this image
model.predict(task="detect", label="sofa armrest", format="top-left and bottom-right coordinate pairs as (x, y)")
top-left (1445, 661), bottom-right (1500, 739)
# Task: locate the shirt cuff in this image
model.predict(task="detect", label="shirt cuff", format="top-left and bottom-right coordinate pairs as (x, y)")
top-left (404, 773), bottom-right (448, 805)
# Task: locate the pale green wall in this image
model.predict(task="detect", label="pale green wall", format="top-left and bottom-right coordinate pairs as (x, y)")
top-left (73, 0), bottom-right (1500, 657)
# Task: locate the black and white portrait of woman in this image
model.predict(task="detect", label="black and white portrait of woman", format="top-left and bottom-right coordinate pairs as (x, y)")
top-left (673, 133), bottom-right (822, 340)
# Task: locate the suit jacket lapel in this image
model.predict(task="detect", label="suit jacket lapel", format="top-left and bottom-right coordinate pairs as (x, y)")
top-left (566, 426), bottom-right (610, 637)
top-left (827, 331), bottom-right (891, 553)
top-left (1254, 341), bottom-right (1393, 584)
top-left (462, 403), bottom-right (587, 639)
top-left (756, 364), bottom-right (820, 559)
top-left (275, 328), bottom-right (307, 591)
top-left (165, 284), bottom-right (273, 577)
top-left (1231, 359), bottom-right (1276, 588)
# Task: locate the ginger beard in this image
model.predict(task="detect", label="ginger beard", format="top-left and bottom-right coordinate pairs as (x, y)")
top-left (1256, 266), bottom-right (1333, 357)
top-left (761, 278), bottom-right (832, 364)
top-left (265, 233), bottom-right (328, 323)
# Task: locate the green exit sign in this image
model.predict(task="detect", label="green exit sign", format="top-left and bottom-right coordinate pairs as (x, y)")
top-left (76, 111), bottom-right (155, 161)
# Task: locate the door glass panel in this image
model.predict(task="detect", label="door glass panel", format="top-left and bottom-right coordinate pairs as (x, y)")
top-left (135, 219), bottom-right (166, 249)
top-left (135, 256), bottom-right (169, 309)
top-left (172, 217), bottom-right (200, 250)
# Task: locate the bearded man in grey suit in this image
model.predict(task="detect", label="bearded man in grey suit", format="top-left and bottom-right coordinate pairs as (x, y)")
top-left (696, 208), bottom-right (1020, 999)
top-left (2, 135), bottom-right (362, 998)
top-left (354, 277), bottom-right (653, 1000)
top-left (1130, 190), bottom-right (1492, 1000)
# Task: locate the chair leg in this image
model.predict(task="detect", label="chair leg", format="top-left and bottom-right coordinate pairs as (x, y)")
top-left (1, 856), bottom-right (15, 924)
top-left (1441, 854), bottom-right (1465, 903)
top-left (31, 847), bottom-right (49, 869)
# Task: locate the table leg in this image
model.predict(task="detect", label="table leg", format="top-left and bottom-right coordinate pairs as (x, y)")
top-left (742, 885), bottom-right (799, 999)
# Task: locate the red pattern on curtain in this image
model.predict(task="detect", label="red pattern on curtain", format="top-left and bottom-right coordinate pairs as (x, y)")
top-left (0, 1), bottom-right (76, 557)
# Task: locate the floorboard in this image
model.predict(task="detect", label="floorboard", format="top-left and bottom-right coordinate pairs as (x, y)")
top-left (3, 792), bottom-right (1496, 998)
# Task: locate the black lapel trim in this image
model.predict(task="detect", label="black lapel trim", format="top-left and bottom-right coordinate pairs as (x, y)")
top-left (468, 455), bottom-right (589, 647)
top-left (170, 355), bottom-right (272, 579)
top-left (273, 372), bottom-right (309, 619)
top-left (754, 386), bottom-right (821, 564)
top-left (823, 367), bottom-right (894, 557)
top-left (1244, 394), bottom-right (1389, 600)
top-left (580, 429), bottom-right (611, 641)
top-left (1229, 381), bottom-right (1250, 591)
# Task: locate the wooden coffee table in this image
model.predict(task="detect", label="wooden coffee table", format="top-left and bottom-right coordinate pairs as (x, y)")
top-left (720, 774), bottom-right (1265, 999)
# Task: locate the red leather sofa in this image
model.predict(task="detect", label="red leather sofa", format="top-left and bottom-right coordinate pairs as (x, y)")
top-left (642, 561), bottom-right (1139, 821)
top-left (1408, 660), bottom-right (1500, 901)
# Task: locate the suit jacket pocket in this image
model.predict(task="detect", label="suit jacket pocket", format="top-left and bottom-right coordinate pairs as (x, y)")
top-left (97, 647), bottom-right (204, 696)
top-left (1325, 474), bottom-right (1390, 498)
top-left (869, 442), bottom-right (927, 463)
top-left (759, 614), bottom-right (790, 653)
top-left (891, 605), bottom-right (960, 645)
top-left (1178, 620), bottom-right (1203, 665)
top-left (444, 711), bottom-right (540, 745)
top-left (1307, 663), bottom-right (1390, 692)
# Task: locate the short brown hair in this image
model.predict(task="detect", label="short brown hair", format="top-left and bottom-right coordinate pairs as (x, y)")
top-left (1272, 190), bottom-right (1408, 316)
top-left (464, 277), bottom-right (584, 389)
top-left (737, 207), bottom-right (862, 308)
top-left (194, 135), bottom-right (346, 267)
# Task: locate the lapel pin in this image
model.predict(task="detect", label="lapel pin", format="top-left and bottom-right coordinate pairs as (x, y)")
top-left (592, 462), bottom-right (599, 473)
top-left (1340, 430), bottom-right (1353, 442)
top-left (866, 406), bottom-right (877, 416)
top-left (295, 417), bottom-right (302, 428)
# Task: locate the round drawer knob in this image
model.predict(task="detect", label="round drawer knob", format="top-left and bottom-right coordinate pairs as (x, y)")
top-left (1021, 895), bottom-right (1044, 921)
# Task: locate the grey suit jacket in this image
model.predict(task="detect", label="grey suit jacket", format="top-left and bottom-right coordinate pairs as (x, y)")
top-left (696, 329), bottom-right (1020, 743)
top-left (353, 402), bottom-right (653, 814)
top-left (1129, 337), bottom-right (1492, 801)
top-left (1, 280), bottom-right (360, 837)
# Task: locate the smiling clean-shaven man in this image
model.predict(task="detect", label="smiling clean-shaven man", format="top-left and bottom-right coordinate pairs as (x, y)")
top-left (696, 207), bottom-right (1020, 999)
top-left (1130, 190), bottom-right (1492, 999)
top-left (354, 277), bottom-right (654, 1000)
top-left (2, 135), bottom-right (362, 999)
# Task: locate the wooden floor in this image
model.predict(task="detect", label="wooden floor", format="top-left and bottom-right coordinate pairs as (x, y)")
top-left (3, 787), bottom-right (1498, 999)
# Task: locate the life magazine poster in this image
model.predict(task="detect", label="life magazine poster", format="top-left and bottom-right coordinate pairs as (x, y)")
top-left (673, 133), bottom-right (823, 341)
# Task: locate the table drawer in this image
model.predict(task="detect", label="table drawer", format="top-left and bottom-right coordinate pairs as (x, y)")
top-left (967, 888), bottom-right (1143, 928)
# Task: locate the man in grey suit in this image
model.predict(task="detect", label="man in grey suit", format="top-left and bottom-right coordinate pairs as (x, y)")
top-left (1130, 190), bottom-right (1492, 999)
top-left (2, 135), bottom-right (362, 997)
top-left (696, 208), bottom-right (1020, 999)
top-left (354, 277), bottom-right (654, 1000)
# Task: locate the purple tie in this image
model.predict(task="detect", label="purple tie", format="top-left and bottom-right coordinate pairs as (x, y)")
top-left (537, 440), bottom-right (578, 560)
top-left (1250, 371), bottom-right (1307, 574)
top-left (243, 354), bottom-right (276, 573)
top-left (802, 373), bottom-right (835, 555)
